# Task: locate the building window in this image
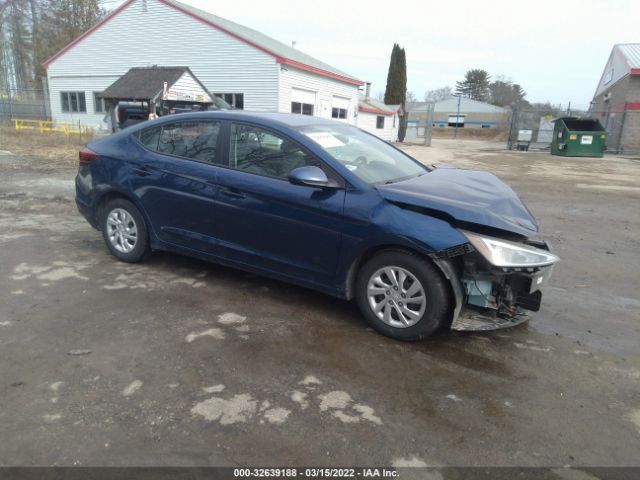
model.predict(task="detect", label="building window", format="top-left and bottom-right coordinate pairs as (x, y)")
top-left (291, 102), bottom-right (314, 116)
top-left (447, 114), bottom-right (465, 128)
top-left (376, 116), bottom-right (385, 129)
top-left (332, 107), bottom-right (347, 119)
top-left (93, 92), bottom-right (106, 113)
top-left (214, 93), bottom-right (244, 109)
top-left (61, 91), bottom-right (86, 113)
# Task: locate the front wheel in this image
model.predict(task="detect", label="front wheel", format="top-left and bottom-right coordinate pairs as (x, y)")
top-left (101, 198), bottom-right (150, 263)
top-left (355, 250), bottom-right (451, 341)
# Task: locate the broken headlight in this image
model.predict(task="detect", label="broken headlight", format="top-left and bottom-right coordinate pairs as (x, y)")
top-left (461, 230), bottom-right (559, 268)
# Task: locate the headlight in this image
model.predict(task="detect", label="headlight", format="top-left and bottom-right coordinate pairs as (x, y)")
top-left (461, 230), bottom-right (559, 268)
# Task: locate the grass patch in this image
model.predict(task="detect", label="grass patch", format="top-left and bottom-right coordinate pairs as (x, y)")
top-left (0, 125), bottom-right (96, 165)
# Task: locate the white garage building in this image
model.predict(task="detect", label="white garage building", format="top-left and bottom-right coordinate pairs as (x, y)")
top-left (44, 0), bottom-right (364, 131)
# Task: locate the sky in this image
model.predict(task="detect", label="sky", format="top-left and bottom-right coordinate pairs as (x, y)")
top-left (103, 0), bottom-right (640, 108)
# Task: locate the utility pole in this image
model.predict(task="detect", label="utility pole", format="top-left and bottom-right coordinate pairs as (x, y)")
top-left (424, 102), bottom-right (434, 146)
top-left (454, 94), bottom-right (461, 139)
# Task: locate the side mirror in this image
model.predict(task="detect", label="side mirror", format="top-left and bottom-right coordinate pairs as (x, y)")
top-left (288, 166), bottom-right (331, 188)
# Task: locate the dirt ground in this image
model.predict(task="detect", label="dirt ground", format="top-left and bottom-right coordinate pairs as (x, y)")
top-left (0, 134), bottom-right (639, 470)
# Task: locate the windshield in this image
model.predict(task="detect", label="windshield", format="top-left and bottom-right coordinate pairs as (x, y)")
top-left (299, 124), bottom-right (427, 184)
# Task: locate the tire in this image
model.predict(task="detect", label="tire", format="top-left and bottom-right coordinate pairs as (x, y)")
top-left (101, 198), bottom-right (151, 263)
top-left (355, 250), bottom-right (451, 341)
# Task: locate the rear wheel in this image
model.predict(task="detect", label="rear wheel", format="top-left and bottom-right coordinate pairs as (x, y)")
top-left (101, 198), bottom-right (150, 263)
top-left (356, 250), bottom-right (450, 341)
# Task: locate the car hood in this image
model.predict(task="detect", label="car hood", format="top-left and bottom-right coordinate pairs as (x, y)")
top-left (376, 168), bottom-right (538, 237)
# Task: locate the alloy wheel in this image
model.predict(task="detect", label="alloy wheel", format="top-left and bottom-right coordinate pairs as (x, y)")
top-left (106, 208), bottom-right (138, 253)
top-left (366, 266), bottom-right (427, 328)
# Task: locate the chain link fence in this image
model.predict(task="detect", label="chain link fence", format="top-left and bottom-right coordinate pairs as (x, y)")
top-left (0, 88), bottom-right (50, 124)
top-left (506, 107), bottom-right (640, 154)
top-left (506, 109), bottom-right (562, 150)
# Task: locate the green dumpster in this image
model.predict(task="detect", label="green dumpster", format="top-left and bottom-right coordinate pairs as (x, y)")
top-left (551, 117), bottom-right (607, 157)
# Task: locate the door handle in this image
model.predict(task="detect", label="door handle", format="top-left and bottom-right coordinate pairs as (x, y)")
top-left (132, 166), bottom-right (152, 177)
top-left (220, 188), bottom-right (245, 200)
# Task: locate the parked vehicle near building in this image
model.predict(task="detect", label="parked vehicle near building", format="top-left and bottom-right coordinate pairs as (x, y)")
top-left (75, 112), bottom-right (559, 340)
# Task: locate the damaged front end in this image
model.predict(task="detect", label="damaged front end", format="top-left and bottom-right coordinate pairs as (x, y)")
top-left (433, 231), bottom-right (559, 332)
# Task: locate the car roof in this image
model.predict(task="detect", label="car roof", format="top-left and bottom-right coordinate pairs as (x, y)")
top-left (151, 111), bottom-right (348, 129)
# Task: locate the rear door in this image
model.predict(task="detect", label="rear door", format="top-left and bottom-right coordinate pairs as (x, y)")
top-left (215, 121), bottom-right (346, 286)
top-left (129, 119), bottom-right (223, 254)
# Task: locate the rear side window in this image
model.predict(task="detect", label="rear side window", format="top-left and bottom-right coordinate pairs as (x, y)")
top-left (137, 120), bottom-right (221, 164)
top-left (229, 123), bottom-right (319, 180)
top-left (138, 126), bottom-right (161, 150)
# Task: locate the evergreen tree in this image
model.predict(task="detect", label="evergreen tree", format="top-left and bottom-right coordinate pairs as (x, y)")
top-left (384, 43), bottom-right (406, 105)
top-left (383, 43), bottom-right (408, 141)
top-left (455, 69), bottom-right (491, 101)
top-left (383, 44), bottom-right (399, 104)
top-left (488, 76), bottom-right (527, 107)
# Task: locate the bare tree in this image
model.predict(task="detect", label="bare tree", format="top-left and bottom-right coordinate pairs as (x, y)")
top-left (424, 86), bottom-right (452, 102)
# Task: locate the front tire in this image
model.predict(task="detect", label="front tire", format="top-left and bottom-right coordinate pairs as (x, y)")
top-left (101, 198), bottom-right (150, 263)
top-left (356, 250), bottom-right (451, 341)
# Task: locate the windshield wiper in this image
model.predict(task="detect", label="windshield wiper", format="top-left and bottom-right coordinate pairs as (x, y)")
top-left (383, 172), bottom-right (427, 185)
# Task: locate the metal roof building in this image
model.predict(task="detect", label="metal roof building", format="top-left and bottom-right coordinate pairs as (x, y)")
top-left (407, 98), bottom-right (509, 130)
top-left (590, 43), bottom-right (640, 153)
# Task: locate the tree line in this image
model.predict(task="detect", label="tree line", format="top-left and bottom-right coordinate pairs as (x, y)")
top-left (0, 0), bottom-right (105, 92)
top-left (407, 69), bottom-right (533, 109)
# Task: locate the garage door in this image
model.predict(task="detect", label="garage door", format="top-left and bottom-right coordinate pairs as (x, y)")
top-left (291, 88), bottom-right (317, 105)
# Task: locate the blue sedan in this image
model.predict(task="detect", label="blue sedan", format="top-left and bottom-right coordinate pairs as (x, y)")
top-left (75, 112), bottom-right (558, 340)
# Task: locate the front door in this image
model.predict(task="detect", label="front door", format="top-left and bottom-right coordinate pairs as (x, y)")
top-left (215, 122), bottom-right (346, 286)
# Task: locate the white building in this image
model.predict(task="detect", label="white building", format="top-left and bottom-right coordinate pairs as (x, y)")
top-left (407, 97), bottom-right (509, 130)
top-left (43, 0), bottom-right (363, 130)
top-left (357, 92), bottom-right (400, 142)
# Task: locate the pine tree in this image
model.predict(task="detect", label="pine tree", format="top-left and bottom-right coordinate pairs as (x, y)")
top-left (455, 69), bottom-right (491, 101)
top-left (383, 43), bottom-right (408, 141)
top-left (383, 44), bottom-right (399, 105)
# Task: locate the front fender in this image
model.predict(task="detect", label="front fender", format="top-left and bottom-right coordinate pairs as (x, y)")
top-left (337, 199), bottom-right (469, 299)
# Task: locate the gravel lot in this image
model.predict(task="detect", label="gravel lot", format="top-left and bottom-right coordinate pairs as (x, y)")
top-left (1, 139), bottom-right (639, 468)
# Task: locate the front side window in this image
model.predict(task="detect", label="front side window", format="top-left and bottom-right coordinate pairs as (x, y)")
top-left (291, 102), bottom-right (314, 116)
top-left (138, 121), bottom-right (221, 164)
top-left (61, 91), bottom-right (86, 113)
top-left (230, 123), bottom-right (319, 179)
top-left (299, 124), bottom-right (427, 184)
top-left (376, 116), bottom-right (385, 129)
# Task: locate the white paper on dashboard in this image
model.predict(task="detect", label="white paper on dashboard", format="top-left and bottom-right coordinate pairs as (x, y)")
top-left (306, 132), bottom-right (345, 149)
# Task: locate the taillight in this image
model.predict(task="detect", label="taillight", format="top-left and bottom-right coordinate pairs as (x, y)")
top-left (79, 147), bottom-right (99, 166)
